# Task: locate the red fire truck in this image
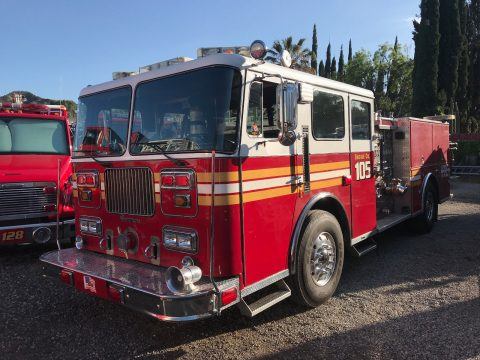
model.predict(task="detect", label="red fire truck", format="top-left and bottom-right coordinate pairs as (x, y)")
top-left (0, 99), bottom-right (75, 245)
top-left (40, 41), bottom-right (451, 321)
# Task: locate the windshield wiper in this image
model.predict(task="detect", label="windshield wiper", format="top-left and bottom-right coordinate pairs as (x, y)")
top-left (139, 141), bottom-right (186, 166)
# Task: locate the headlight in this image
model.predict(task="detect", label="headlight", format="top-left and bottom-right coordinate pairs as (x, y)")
top-left (79, 217), bottom-right (102, 236)
top-left (163, 227), bottom-right (197, 253)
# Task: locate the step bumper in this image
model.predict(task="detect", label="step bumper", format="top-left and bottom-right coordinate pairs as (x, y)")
top-left (40, 248), bottom-right (239, 322)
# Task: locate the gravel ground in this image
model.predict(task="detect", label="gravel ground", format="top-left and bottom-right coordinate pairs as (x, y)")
top-left (0, 177), bottom-right (479, 360)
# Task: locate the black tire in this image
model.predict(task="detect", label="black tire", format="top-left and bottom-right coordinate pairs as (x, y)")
top-left (290, 210), bottom-right (344, 308)
top-left (411, 183), bottom-right (438, 234)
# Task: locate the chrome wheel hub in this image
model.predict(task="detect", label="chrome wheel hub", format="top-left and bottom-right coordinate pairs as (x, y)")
top-left (310, 232), bottom-right (336, 286)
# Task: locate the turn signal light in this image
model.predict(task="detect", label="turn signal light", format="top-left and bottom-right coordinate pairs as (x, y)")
top-left (175, 175), bottom-right (190, 188)
top-left (76, 172), bottom-right (98, 187)
top-left (107, 285), bottom-right (125, 303)
top-left (161, 175), bottom-right (175, 187)
top-left (60, 269), bottom-right (73, 285)
top-left (221, 287), bottom-right (238, 306)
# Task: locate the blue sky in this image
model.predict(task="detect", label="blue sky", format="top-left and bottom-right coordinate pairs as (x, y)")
top-left (0, 0), bottom-right (420, 101)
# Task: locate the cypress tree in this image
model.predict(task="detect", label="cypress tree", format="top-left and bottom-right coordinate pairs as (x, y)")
top-left (468, 0), bottom-right (480, 120)
top-left (311, 24), bottom-right (318, 74)
top-left (325, 43), bottom-right (332, 78)
top-left (318, 60), bottom-right (325, 77)
top-left (338, 46), bottom-right (345, 81)
top-left (387, 37), bottom-right (401, 104)
top-left (457, 0), bottom-right (470, 130)
top-left (331, 57), bottom-right (337, 79)
top-left (348, 39), bottom-right (353, 62)
top-left (412, 0), bottom-right (441, 117)
top-left (438, 0), bottom-right (462, 113)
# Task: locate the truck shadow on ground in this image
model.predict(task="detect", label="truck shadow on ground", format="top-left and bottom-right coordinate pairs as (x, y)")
top-left (2, 206), bottom-right (479, 359)
top-left (257, 297), bottom-right (480, 360)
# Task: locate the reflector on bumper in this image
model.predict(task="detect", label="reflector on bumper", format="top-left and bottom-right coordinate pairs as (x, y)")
top-left (40, 248), bottom-right (239, 321)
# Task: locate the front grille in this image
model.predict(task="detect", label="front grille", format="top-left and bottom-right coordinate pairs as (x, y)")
top-left (0, 183), bottom-right (56, 219)
top-left (105, 168), bottom-right (155, 216)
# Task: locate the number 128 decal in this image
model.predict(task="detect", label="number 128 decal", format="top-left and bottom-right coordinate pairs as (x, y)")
top-left (355, 160), bottom-right (371, 180)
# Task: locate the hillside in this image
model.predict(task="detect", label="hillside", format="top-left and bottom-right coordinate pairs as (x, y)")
top-left (0, 91), bottom-right (77, 122)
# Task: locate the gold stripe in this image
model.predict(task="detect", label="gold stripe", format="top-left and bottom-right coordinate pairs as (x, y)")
top-left (197, 161), bottom-right (350, 183)
top-left (411, 180), bottom-right (422, 186)
top-left (72, 189), bottom-right (78, 198)
top-left (198, 177), bottom-right (343, 206)
top-left (101, 191), bottom-right (105, 200)
top-left (155, 194), bottom-right (161, 203)
top-left (72, 173), bottom-right (77, 181)
top-left (99, 173), bottom-right (105, 182)
top-left (154, 173), bottom-right (160, 182)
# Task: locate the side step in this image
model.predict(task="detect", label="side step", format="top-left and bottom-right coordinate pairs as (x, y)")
top-left (352, 239), bottom-right (377, 257)
top-left (238, 279), bottom-right (291, 317)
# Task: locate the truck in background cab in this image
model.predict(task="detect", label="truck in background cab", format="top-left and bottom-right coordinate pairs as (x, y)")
top-left (0, 99), bottom-right (75, 245)
top-left (40, 41), bottom-right (451, 321)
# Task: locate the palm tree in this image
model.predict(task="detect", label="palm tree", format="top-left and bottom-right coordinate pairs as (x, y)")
top-left (265, 36), bottom-right (312, 72)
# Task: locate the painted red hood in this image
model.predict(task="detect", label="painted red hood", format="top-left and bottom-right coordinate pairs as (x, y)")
top-left (0, 154), bottom-right (71, 184)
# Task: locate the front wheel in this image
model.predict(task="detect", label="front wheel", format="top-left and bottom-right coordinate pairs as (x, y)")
top-left (290, 210), bottom-right (344, 308)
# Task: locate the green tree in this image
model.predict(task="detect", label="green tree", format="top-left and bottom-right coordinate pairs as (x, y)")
top-left (338, 46), bottom-right (345, 81)
top-left (348, 39), bottom-right (353, 62)
top-left (467, 0), bottom-right (480, 123)
top-left (325, 43), bottom-right (332, 78)
top-left (344, 49), bottom-right (375, 90)
top-left (318, 60), bottom-right (325, 77)
top-left (457, 0), bottom-right (470, 131)
top-left (412, 0), bottom-right (441, 117)
top-left (311, 24), bottom-right (318, 74)
top-left (438, 0), bottom-right (462, 113)
top-left (265, 37), bottom-right (311, 71)
top-left (331, 57), bottom-right (337, 79)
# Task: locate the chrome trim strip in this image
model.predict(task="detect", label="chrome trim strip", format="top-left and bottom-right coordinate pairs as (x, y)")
top-left (0, 220), bottom-right (73, 231)
top-left (241, 269), bottom-right (289, 297)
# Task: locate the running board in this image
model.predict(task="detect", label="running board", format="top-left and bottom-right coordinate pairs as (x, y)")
top-left (352, 239), bottom-right (377, 257)
top-left (238, 279), bottom-right (291, 317)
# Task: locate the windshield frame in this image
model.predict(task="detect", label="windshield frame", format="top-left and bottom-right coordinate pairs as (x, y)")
top-left (73, 85), bottom-right (133, 159)
top-left (0, 116), bottom-right (70, 156)
top-left (129, 65), bottom-right (243, 157)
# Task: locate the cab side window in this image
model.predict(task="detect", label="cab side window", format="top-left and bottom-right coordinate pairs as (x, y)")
top-left (312, 91), bottom-right (345, 139)
top-left (247, 81), bottom-right (279, 138)
top-left (351, 100), bottom-right (371, 140)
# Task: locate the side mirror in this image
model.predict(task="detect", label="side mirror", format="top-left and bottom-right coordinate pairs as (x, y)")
top-left (277, 82), bottom-right (298, 146)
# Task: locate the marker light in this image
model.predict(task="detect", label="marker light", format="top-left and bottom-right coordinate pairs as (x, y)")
top-left (175, 174), bottom-right (190, 188)
top-left (76, 172), bottom-right (98, 188)
top-left (250, 40), bottom-right (267, 60)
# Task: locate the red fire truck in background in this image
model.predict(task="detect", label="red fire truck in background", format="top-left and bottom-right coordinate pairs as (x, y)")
top-left (0, 98), bottom-right (75, 245)
top-left (40, 41), bottom-right (451, 321)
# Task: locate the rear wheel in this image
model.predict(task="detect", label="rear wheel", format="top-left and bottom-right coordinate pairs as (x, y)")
top-left (412, 183), bottom-right (438, 233)
top-left (290, 210), bottom-right (344, 308)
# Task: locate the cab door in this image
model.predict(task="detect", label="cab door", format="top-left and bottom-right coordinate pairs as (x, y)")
top-left (348, 95), bottom-right (376, 241)
top-left (239, 73), bottom-right (300, 286)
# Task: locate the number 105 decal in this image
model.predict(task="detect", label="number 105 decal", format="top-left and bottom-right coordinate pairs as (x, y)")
top-left (355, 161), bottom-right (371, 180)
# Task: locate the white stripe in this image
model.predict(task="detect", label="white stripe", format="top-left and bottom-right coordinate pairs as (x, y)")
top-left (100, 182), bottom-right (105, 191)
top-left (71, 152), bottom-right (230, 163)
top-left (197, 169), bottom-right (350, 195)
top-left (310, 169), bottom-right (350, 181)
top-left (410, 175), bottom-right (421, 182)
top-left (154, 184), bottom-right (160, 192)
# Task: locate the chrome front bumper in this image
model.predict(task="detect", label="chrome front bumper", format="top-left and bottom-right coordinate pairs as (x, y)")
top-left (0, 219), bottom-right (75, 245)
top-left (40, 248), bottom-right (239, 321)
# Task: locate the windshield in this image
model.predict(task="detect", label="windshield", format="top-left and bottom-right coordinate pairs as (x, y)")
top-left (130, 67), bottom-right (241, 154)
top-left (0, 118), bottom-right (68, 155)
top-left (74, 87), bottom-right (131, 157)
